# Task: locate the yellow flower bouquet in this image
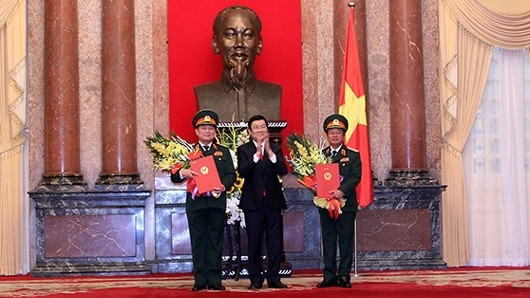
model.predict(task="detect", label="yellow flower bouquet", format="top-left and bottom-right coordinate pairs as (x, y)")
top-left (286, 133), bottom-right (346, 218)
top-left (144, 131), bottom-right (197, 173)
top-left (217, 123), bottom-right (249, 227)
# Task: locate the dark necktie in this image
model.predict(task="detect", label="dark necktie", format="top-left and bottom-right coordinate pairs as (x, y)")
top-left (331, 150), bottom-right (337, 158)
top-left (203, 145), bottom-right (210, 153)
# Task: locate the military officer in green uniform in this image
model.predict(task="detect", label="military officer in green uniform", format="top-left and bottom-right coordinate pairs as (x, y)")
top-left (317, 114), bottom-right (362, 289)
top-left (171, 109), bottom-right (236, 291)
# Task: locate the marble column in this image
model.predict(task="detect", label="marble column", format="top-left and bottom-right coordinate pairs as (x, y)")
top-left (97, 0), bottom-right (143, 189)
top-left (387, 0), bottom-right (435, 185)
top-left (39, 0), bottom-right (87, 191)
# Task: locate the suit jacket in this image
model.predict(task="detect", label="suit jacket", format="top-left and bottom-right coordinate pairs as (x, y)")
top-left (322, 145), bottom-right (362, 213)
top-left (236, 141), bottom-right (288, 210)
top-left (171, 143), bottom-right (236, 212)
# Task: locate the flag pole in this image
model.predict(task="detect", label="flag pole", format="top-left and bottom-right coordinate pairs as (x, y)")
top-left (354, 218), bottom-right (358, 277)
top-left (346, 0), bottom-right (360, 279)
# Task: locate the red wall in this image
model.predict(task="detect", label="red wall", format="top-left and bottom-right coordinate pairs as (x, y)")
top-left (168, 1), bottom-right (303, 141)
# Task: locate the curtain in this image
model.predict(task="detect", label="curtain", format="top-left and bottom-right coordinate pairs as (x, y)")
top-left (439, 0), bottom-right (530, 266)
top-left (0, 0), bottom-right (19, 26)
top-left (0, 0), bottom-right (28, 275)
top-left (463, 50), bottom-right (530, 266)
top-left (443, 0), bottom-right (530, 49)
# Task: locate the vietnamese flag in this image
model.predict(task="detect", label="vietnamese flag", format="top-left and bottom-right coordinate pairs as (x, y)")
top-left (338, 7), bottom-right (373, 208)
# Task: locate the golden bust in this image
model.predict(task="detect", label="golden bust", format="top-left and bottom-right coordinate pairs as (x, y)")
top-left (194, 6), bottom-right (281, 122)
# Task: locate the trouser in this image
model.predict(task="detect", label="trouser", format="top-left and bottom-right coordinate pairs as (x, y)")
top-left (318, 208), bottom-right (355, 282)
top-left (187, 207), bottom-right (225, 286)
top-left (244, 205), bottom-right (283, 285)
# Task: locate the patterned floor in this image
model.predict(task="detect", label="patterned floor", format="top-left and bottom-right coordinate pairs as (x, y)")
top-left (1, 269), bottom-right (529, 297)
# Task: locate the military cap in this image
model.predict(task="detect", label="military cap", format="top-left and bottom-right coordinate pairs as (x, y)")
top-left (192, 109), bottom-right (219, 128)
top-left (323, 114), bottom-right (348, 132)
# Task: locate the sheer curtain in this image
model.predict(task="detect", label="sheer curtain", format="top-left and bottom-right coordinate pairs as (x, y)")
top-left (439, 0), bottom-right (530, 266)
top-left (0, 0), bottom-right (28, 275)
top-left (463, 49), bottom-right (530, 266)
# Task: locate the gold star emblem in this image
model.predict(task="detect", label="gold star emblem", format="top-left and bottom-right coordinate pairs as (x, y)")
top-left (200, 166), bottom-right (209, 175)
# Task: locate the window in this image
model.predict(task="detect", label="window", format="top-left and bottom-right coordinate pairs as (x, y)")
top-left (463, 49), bottom-right (530, 266)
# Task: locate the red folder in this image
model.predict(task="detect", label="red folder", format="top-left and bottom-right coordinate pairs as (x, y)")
top-left (315, 163), bottom-right (340, 198)
top-left (190, 155), bottom-right (223, 194)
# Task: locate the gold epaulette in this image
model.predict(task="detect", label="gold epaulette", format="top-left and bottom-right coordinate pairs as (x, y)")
top-left (213, 143), bottom-right (228, 150)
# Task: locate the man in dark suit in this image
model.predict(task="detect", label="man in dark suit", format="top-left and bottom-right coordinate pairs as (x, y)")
top-left (317, 114), bottom-right (362, 289)
top-left (236, 115), bottom-right (288, 289)
top-left (171, 109), bottom-right (235, 291)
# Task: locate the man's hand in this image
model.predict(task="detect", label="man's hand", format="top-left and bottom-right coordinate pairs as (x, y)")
top-left (211, 186), bottom-right (225, 198)
top-left (329, 189), bottom-right (344, 199)
top-left (180, 168), bottom-right (198, 179)
top-left (263, 134), bottom-right (275, 158)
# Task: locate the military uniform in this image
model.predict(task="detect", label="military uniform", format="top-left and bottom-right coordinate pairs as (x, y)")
top-left (170, 110), bottom-right (236, 291)
top-left (318, 114), bottom-right (361, 288)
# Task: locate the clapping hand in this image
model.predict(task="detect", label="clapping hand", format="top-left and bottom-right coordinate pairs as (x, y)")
top-left (264, 136), bottom-right (275, 157)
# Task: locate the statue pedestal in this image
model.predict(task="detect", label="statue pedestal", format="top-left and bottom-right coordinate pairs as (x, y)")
top-left (29, 190), bottom-right (150, 276)
top-left (152, 178), bottom-right (446, 275)
top-left (356, 185), bottom-right (447, 270)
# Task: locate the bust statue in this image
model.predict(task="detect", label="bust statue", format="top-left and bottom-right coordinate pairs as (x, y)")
top-left (195, 5), bottom-right (282, 122)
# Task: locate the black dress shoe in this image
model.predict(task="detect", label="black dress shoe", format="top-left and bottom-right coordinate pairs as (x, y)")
top-left (316, 279), bottom-right (337, 288)
top-left (192, 284), bottom-right (206, 291)
top-left (337, 276), bottom-right (352, 288)
top-left (208, 284), bottom-right (226, 290)
top-left (268, 281), bottom-right (288, 289)
top-left (248, 282), bottom-right (263, 290)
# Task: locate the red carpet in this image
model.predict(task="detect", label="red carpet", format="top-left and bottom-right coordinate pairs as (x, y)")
top-left (1, 268), bottom-right (529, 297)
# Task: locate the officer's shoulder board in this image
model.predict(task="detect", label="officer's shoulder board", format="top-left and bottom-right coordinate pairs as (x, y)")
top-left (213, 143), bottom-right (229, 150)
